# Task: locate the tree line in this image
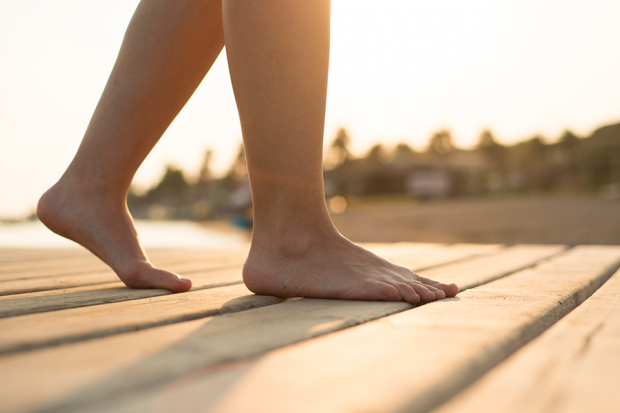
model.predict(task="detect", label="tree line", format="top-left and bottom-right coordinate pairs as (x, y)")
top-left (127, 121), bottom-right (620, 219)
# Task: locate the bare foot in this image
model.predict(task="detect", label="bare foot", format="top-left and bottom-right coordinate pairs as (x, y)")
top-left (243, 229), bottom-right (458, 304)
top-left (37, 179), bottom-right (192, 293)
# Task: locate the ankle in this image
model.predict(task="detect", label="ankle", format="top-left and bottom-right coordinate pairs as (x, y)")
top-left (251, 220), bottom-right (339, 258)
top-left (56, 172), bottom-right (128, 202)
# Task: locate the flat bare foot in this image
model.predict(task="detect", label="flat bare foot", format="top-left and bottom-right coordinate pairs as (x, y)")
top-left (37, 179), bottom-right (192, 293)
top-left (243, 229), bottom-right (458, 304)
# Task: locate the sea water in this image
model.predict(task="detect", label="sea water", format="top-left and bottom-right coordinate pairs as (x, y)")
top-left (0, 220), bottom-right (248, 249)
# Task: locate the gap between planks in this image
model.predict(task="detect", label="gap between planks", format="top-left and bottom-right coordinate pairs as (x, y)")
top-left (0, 244), bottom-right (552, 353)
top-left (434, 266), bottom-right (620, 413)
top-left (0, 244), bottom-right (589, 413)
top-left (0, 243), bottom-right (551, 321)
top-left (0, 248), bottom-right (250, 281)
top-left (0, 242), bottom-right (479, 282)
top-left (0, 251), bottom-right (249, 295)
top-left (183, 246), bottom-right (620, 413)
top-left (0, 243), bottom-right (501, 315)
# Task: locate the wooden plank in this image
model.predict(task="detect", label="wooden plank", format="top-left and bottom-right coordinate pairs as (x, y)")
top-left (0, 266), bottom-right (243, 310)
top-left (0, 249), bottom-right (248, 281)
top-left (0, 242), bottom-right (492, 284)
top-left (0, 248), bottom-right (89, 264)
top-left (418, 244), bottom-right (566, 290)
top-left (0, 256), bottom-right (247, 295)
top-left (0, 256), bottom-right (109, 277)
top-left (0, 244), bottom-right (558, 315)
top-left (0, 243), bottom-right (504, 316)
top-left (0, 284), bottom-right (286, 354)
top-left (0, 272), bottom-right (119, 295)
top-left (0, 299), bottom-right (411, 413)
top-left (434, 266), bottom-right (620, 413)
top-left (382, 243), bottom-right (502, 271)
top-left (0, 246), bottom-right (605, 413)
top-left (168, 246), bottom-right (618, 413)
top-left (0, 245), bottom-right (246, 270)
top-left (0, 247), bottom-right (190, 266)
top-left (0, 283), bottom-right (173, 317)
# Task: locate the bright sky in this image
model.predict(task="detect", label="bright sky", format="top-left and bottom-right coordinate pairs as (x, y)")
top-left (1, 0), bottom-right (620, 218)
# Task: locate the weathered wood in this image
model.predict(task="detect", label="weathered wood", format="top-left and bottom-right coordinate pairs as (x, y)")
top-left (0, 249), bottom-right (248, 281)
top-left (0, 283), bottom-right (173, 317)
top-left (0, 284), bottom-right (285, 354)
top-left (0, 272), bottom-right (119, 295)
top-left (0, 245), bottom-right (499, 350)
top-left (0, 299), bottom-right (411, 413)
top-left (381, 243), bottom-right (502, 271)
top-left (434, 265), bottom-right (620, 413)
top-left (175, 246), bottom-right (619, 413)
top-left (0, 243), bottom-right (505, 316)
top-left (0, 248), bottom-right (89, 264)
top-left (0, 256), bottom-right (247, 295)
top-left (0, 253), bottom-right (104, 272)
top-left (0, 247), bottom-right (191, 265)
top-left (1, 246), bottom-right (610, 413)
top-left (0, 242), bottom-right (496, 285)
top-left (0, 266), bottom-right (242, 302)
top-left (418, 244), bottom-right (565, 289)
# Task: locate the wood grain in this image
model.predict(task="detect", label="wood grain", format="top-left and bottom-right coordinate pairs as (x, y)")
top-left (0, 246), bottom-right (610, 413)
top-left (0, 266), bottom-right (243, 308)
top-left (0, 244), bottom-right (508, 316)
top-left (435, 266), bottom-right (620, 413)
top-left (0, 248), bottom-right (89, 264)
top-left (418, 244), bottom-right (566, 289)
top-left (0, 284), bottom-right (285, 354)
top-left (381, 243), bottom-right (502, 271)
top-left (0, 249), bottom-right (248, 281)
top-left (171, 246), bottom-right (620, 413)
top-left (0, 258), bottom-right (247, 295)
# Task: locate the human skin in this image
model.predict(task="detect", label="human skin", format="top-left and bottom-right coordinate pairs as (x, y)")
top-left (38, 0), bottom-right (458, 303)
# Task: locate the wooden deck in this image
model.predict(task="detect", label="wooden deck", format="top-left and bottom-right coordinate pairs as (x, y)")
top-left (1, 243), bottom-right (619, 413)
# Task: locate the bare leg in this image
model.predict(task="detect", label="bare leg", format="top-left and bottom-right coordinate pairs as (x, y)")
top-left (37, 0), bottom-right (225, 292)
top-left (224, 0), bottom-right (458, 304)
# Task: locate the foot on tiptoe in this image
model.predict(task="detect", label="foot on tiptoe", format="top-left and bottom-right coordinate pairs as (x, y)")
top-left (37, 179), bottom-right (192, 293)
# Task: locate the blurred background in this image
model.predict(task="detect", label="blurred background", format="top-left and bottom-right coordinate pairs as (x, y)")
top-left (1, 0), bottom-right (619, 247)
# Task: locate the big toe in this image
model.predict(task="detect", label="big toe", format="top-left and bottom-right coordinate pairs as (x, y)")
top-left (437, 282), bottom-right (459, 297)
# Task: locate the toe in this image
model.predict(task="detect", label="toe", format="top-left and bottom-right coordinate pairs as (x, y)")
top-left (151, 270), bottom-right (192, 293)
top-left (424, 284), bottom-right (446, 300)
top-left (377, 283), bottom-right (403, 301)
top-left (124, 266), bottom-right (192, 293)
top-left (431, 281), bottom-right (458, 297)
top-left (410, 282), bottom-right (437, 302)
top-left (396, 283), bottom-right (420, 304)
top-left (440, 282), bottom-right (459, 297)
top-left (414, 274), bottom-right (459, 298)
top-left (166, 275), bottom-right (193, 293)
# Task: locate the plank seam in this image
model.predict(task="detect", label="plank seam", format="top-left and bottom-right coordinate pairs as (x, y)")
top-left (416, 258), bottom-right (620, 413)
